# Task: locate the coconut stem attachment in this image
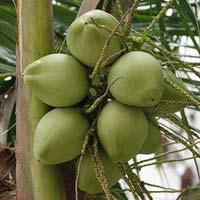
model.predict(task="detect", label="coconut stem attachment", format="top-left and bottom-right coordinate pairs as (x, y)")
top-left (100, 48), bottom-right (127, 68)
top-left (85, 76), bottom-right (123, 113)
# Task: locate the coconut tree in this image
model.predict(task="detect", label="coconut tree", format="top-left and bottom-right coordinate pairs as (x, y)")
top-left (0, 0), bottom-right (200, 199)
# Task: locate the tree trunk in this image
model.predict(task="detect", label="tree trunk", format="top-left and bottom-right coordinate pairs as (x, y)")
top-left (16, 1), bottom-right (66, 200)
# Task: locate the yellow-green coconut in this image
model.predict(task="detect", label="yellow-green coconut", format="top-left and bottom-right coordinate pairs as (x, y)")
top-left (23, 54), bottom-right (89, 107)
top-left (108, 51), bottom-right (164, 107)
top-left (33, 108), bottom-right (89, 165)
top-left (67, 9), bottom-right (123, 67)
top-left (97, 100), bottom-right (148, 162)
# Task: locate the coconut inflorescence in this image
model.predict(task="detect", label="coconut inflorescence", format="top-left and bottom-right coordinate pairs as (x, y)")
top-left (23, 9), bottom-right (190, 195)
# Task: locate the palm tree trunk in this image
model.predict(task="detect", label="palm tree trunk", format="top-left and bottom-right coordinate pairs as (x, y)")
top-left (16, 1), bottom-right (66, 199)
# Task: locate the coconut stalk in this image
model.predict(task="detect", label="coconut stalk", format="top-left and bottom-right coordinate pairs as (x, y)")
top-left (16, 1), bottom-right (66, 200)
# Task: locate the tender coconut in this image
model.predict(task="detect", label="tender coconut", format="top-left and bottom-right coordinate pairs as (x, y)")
top-left (97, 100), bottom-right (148, 162)
top-left (23, 54), bottom-right (89, 107)
top-left (33, 108), bottom-right (89, 165)
top-left (67, 9), bottom-right (123, 67)
top-left (108, 51), bottom-right (164, 107)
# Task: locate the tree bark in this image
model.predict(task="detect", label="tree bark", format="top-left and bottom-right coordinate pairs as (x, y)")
top-left (16, 1), bottom-right (66, 200)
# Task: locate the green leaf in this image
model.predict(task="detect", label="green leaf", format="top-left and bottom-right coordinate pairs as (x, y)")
top-left (174, 0), bottom-right (200, 54)
top-left (177, 0), bottom-right (200, 36)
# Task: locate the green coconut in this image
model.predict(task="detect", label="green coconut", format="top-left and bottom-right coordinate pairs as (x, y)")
top-left (138, 120), bottom-right (161, 154)
top-left (67, 9), bottom-right (123, 67)
top-left (78, 150), bottom-right (121, 194)
top-left (108, 51), bottom-right (164, 107)
top-left (144, 69), bottom-right (189, 116)
top-left (33, 108), bottom-right (89, 165)
top-left (97, 100), bottom-right (148, 162)
top-left (23, 53), bottom-right (89, 107)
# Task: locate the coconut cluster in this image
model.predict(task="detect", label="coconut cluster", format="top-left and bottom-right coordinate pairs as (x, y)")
top-left (23, 9), bottom-right (189, 195)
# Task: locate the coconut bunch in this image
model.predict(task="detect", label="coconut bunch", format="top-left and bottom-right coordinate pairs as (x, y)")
top-left (23, 9), bottom-right (190, 195)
